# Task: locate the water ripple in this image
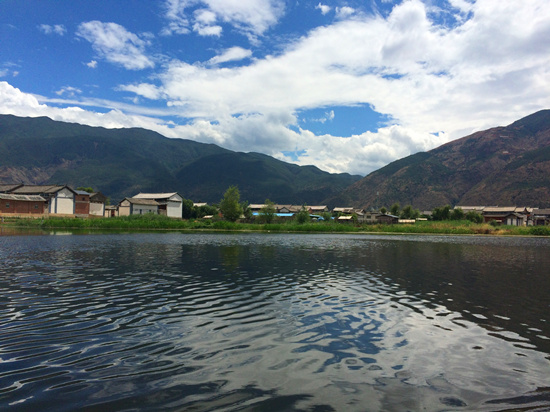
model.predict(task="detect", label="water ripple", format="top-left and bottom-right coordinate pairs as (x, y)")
top-left (1, 233), bottom-right (550, 411)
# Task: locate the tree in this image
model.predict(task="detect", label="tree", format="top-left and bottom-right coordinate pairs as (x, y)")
top-left (432, 205), bottom-right (451, 221)
top-left (196, 204), bottom-right (218, 218)
top-left (450, 207), bottom-right (465, 221)
top-left (259, 199), bottom-right (276, 224)
top-left (219, 186), bottom-right (243, 222)
top-left (77, 186), bottom-right (94, 193)
top-left (380, 206), bottom-right (388, 214)
top-left (390, 203), bottom-right (400, 216)
top-left (466, 210), bottom-right (483, 223)
top-left (295, 205), bottom-right (310, 224)
top-left (181, 198), bottom-right (195, 219)
top-left (401, 205), bottom-right (420, 219)
top-left (241, 201), bottom-right (252, 219)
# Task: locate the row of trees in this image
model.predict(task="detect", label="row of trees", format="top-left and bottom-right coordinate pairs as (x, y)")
top-left (381, 203), bottom-right (483, 223)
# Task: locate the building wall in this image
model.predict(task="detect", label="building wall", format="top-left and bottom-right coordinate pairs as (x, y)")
top-left (1, 200), bottom-right (44, 214)
top-left (132, 204), bottom-right (158, 215)
top-left (90, 202), bottom-right (105, 216)
top-left (166, 200), bottom-right (182, 218)
top-left (75, 194), bottom-right (90, 215)
top-left (118, 200), bottom-right (131, 216)
top-left (50, 188), bottom-right (74, 214)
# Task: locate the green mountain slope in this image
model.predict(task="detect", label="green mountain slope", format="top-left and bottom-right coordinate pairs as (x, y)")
top-left (329, 110), bottom-right (550, 209)
top-left (0, 115), bottom-right (360, 203)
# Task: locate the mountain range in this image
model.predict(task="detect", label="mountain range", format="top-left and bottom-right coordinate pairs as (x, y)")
top-left (0, 114), bottom-right (360, 204)
top-left (333, 110), bottom-right (550, 209)
top-left (1, 110), bottom-right (549, 209)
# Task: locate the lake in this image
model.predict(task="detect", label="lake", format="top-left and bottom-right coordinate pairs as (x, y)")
top-left (0, 232), bottom-right (549, 411)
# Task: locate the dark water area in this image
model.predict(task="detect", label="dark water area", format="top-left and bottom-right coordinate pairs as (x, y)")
top-left (0, 232), bottom-right (549, 411)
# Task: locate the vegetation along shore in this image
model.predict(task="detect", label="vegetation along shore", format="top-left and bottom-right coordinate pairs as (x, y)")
top-left (3, 214), bottom-right (550, 236)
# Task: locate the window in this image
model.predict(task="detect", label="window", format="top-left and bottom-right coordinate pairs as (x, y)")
top-left (35, 205), bottom-right (39, 209)
top-left (5, 203), bottom-right (9, 208)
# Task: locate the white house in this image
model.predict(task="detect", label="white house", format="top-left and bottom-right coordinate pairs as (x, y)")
top-left (118, 198), bottom-right (159, 216)
top-left (132, 192), bottom-right (183, 218)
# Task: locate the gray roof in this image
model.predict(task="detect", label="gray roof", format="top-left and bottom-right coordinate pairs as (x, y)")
top-left (0, 184), bottom-right (23, 193)
top-left (133, 192), bottom-right (182, 202)
top-left (10, 185), bottom-right (72, 195)
top-left (0, 193), bottom-right (46, 202)
top-left (121, 197), bottom-right (159, 206)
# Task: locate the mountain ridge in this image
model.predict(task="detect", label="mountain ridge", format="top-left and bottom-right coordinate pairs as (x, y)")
top-left (329, 110), bottom-right (550, 209)
top-left (0, 114), bottom-right (361, 204)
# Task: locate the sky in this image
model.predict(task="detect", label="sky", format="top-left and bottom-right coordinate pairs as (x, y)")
top-left (1, 0), bottom-right (549, 176)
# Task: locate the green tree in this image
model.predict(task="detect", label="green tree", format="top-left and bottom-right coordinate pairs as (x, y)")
top-left (196, 204), bottom-right (218, 218)
top-left (77, 186), bottom-right (94, 193)
top-left (401, 204), bottom-right (420, 219)
top-left (390, 203), bottom-right (400, 216)
top-left (259, 199), bottom-right (277, 224)
top-left (432, 205), bottom-right (451, 221)
top-left (450, 207), bottom-right (465, 221)
top-left (295, 205), bottom-right (310, 224)
top-left (181, 198), bottom-right (195, 219)
top-left (465, 210), bottom-right (483, 223)
top-left (380, 206), bottom-right (388, 214)
top-left (242, 201), bottom-right (252, 219)
top-left (219, 186), bottom-right (243, 222)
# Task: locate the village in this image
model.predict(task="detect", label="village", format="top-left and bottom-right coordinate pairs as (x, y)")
top-left (1, 183), bottom-right (549, 226)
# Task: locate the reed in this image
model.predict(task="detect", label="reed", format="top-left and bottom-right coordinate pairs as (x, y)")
top-left (4, 215), bottom-right (549, 236)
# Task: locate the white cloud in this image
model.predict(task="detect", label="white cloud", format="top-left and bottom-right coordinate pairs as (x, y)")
top-left (3, 0), bottom-right (550, 177)
top-left (316, 3), bottom-right (331, 15)
top-left (162, 0), bottom-right (285, 38)
top-left (55, 86), bottom-right (82, 97)
top-left (208, 47), bottom-right (252, 65)
top-left (76, 21), bottom-right (155, 70)
top-left (39, 24), bottom-right (66, 36)
top-left (86, 60), bottom-right (98, 69)
top-left (335, 7), bottom-right (355, 19)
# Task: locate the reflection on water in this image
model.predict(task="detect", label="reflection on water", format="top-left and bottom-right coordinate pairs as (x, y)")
top-left (0, 233), bottom-right (549, 411)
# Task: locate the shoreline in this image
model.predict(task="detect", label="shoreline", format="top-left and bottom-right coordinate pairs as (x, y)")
top-left (2, 215), bottom-right (549, 237)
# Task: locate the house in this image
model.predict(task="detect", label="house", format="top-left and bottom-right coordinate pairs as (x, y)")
top-left (481, 207), bottom-right (517, 224)
top-left (9, 185), bottom-right (76, 215)
top-left (503, 212), bottom-right (527, 226)
top-left (376, 213), bottom-right (399, 224)
top-left (0, 193), bottom-right (46, 216)
top-left (308, 205), bottom-right (329, 214)
top-left (277, 205), bottom-right (303, 213)
top-left (118, 198), bottom-right (159, 216)
top-left (132, 192), bottom-right (183, 218)
top-left (530, 209), bottom-right (550, 226)
top-left (104, 205), bottom-right (118, 218)
top-left (74, 190), bottom-right (91, 216)
top-left (89, 192), bottom-right (107, 217)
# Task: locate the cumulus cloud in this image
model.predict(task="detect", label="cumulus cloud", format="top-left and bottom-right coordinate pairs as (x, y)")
top-left (162, 0), bottom-right (285, 38)
top-left (76, 21), bottom-right (155, 70)
top-left (335, 7), bottom-right (355, 19)
top-left (316, 3), bottom-right (331, 15)
top-left (39, 24), bottom-right (66, 35)
top-left (3, 0), bottom-right (550, 176)
top-left (208, 47), bottom-right (252, 65)
top-left (86, 60), bottom-right (98, 68)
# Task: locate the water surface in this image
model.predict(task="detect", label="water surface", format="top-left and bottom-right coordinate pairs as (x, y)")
top-left (1, 232), bottom-right (549, 411)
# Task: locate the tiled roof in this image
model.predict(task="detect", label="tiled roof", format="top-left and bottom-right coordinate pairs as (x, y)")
top-left (0, 193), bottom-right (46, 202)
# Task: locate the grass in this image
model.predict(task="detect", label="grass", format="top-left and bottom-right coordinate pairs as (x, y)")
top-left (3, 214), bottom-right (550, 236)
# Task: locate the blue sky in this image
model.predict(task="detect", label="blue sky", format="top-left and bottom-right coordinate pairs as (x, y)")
top-left (1, 0), bottom-right (549, 176)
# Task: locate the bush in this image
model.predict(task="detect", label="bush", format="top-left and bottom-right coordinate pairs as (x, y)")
top-left (530, 226), bottom-right (550, 236)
